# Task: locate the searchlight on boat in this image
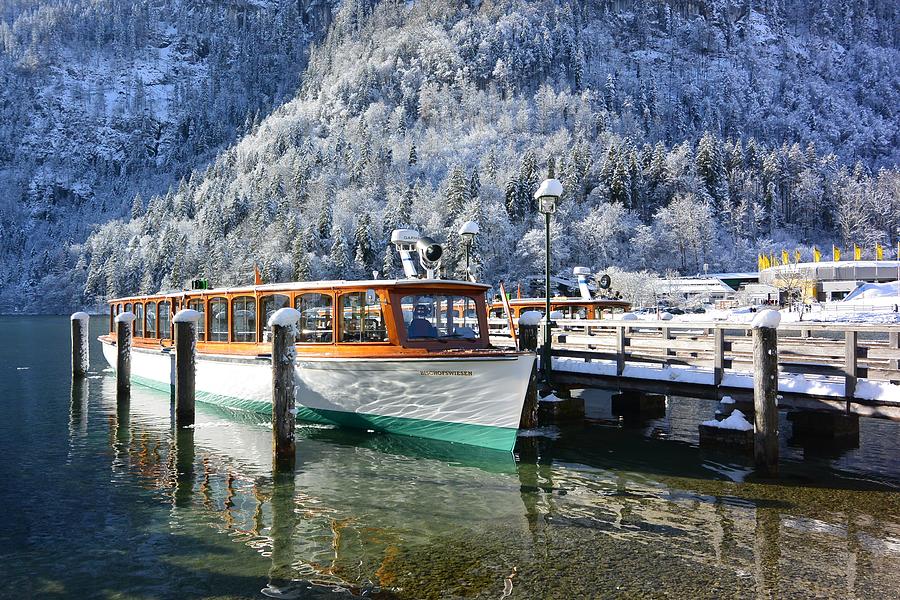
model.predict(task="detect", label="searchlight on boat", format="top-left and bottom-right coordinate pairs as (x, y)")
top-left (391, 229), bottom-right (445, 279)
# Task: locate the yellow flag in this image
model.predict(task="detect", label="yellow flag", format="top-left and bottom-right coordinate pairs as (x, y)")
top-left (782, 249), bottom-right (789, 265)
top-left (833, 245), bottom-right (841, 261)
top-left (794, 249), bottom-right (801, 263)
top-left (854, 244), bottom-right (861, 260)
top-left (876, 243), bottom-right (883, 260)
top-left (813, 246), bottom-right (821, 262)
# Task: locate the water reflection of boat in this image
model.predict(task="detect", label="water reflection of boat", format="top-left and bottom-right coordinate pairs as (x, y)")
top-left (99, 379), bottom-right (526, 590)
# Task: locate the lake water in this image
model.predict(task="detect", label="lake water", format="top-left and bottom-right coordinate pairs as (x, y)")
top-left (2, 316), bottom-right (900, 599)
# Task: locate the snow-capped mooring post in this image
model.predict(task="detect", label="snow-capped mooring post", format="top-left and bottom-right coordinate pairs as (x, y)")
top-left (269, 307), bottom-right (301, 472)
top-left (115, 312), bottom-right (136, 397)
top-left (70, 312), bottom-right (90, 378)
top-left (752, 309), bottom-right (780, 476)
top-left (173, 309), bottom-right (202, 427)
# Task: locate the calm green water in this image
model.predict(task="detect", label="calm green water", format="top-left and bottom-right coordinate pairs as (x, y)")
top-left (2, 316), bottom-right (900, 599)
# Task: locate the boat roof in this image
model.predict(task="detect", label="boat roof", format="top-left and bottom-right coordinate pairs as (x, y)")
top-left (495, 297), bottom-right (630, 306)
top-left (108, 279), bottom-right (490, 303)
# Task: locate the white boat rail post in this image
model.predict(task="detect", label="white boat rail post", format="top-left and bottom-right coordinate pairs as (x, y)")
top-left (173, 309), bottom-right (202, 427)
top-left (269, 308), bottom-right (301, 472)
top-left (115, 312), bottom-right (136, 398)
top-left (751, 309), bottom-right (780, 477)
top-left (70, 312), bottom-right (90, 378)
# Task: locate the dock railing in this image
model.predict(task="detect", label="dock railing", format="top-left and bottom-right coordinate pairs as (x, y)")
top-left (490, 318), bottom-right (900, 399)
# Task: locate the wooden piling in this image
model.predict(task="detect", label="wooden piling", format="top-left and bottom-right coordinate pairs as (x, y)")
top-left (173, 309), bottom-right (202, 427)
top-left (615, 326), bottom-right (626, 376)
top-left (70, 312), bottom-right (89, 377)
top-left (518, 323), bottom-right (539, 352)
top-left (115, 312), bottom-right (135, 396)
top-left (844, 329), bottom-right (858, 399)
top-left (752, 316), bottom-right (779, 476)
top-left (713, 327), bottom-right (725, 387)
top-left (269, 308), bottom-right (301, 471)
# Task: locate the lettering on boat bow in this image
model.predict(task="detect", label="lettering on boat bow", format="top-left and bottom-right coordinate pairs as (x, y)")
top-left (419, 370), bottom-right (473, 377)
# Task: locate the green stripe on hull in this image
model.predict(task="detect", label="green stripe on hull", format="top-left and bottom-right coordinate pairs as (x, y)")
top-left (129, 375), bottom-right (518, 451)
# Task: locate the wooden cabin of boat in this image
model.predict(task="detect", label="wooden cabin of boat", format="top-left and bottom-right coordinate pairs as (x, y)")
top-left (104, 279), bottom-right (499, 357)
top-left (488, 297), bottom-right (631, 321)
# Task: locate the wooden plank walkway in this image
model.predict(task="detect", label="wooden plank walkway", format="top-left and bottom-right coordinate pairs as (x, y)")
top-left (490, 318), bottom-right (900, 417)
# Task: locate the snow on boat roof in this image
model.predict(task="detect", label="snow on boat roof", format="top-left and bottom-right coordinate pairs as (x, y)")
top-left (108, 279), bottom-right (489, 303)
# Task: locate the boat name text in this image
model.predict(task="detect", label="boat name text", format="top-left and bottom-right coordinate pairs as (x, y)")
top-left (419, 370), bottom-right (473, 377)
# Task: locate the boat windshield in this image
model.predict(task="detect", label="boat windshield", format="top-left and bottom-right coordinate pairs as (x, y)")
top-left (401, 295), bottom-right (480, 341)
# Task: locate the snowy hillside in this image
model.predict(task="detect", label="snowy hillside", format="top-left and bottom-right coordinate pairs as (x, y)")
top-left (2, 0), bottom-right (899, 311)
top-left (0, 0), bottom-right (334, 311)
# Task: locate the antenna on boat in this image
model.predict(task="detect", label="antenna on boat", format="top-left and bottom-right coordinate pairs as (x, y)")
top-left (391, 229), bottom-right (422, 278)
top-left (574, 266), bottom-right (592, 300)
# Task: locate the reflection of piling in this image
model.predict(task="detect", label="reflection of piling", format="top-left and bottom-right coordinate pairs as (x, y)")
top-left (174, 427), bottom-right (195, 508)
top-left (267, 471), bottom-right (298, 589)
top-left (71, 312), bottom-right (89, 377)
top-left (69, 378), bottom-right (89, 437)
top-left (270, 308), bottom-right (301, 472)
top-left (753, 323), bottom-right (779, 476)
top-left (173, 310), bottom-right (201, 427)
top-left (115, 312), bottom-right (136, 397)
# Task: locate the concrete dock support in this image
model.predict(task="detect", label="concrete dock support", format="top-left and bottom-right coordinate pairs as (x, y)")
top-left (70, 312), bottom-right (89, 377)
top-left (612, 391), bottom-right (666, 427)
top-left (115, 312), bottom-right (135, 397)
top-left (269, 308), bottom-right (301, 472)
top-left (173, 309), bottom-right (201, 427)
top-left (752, 313), bottom-right (779, 476)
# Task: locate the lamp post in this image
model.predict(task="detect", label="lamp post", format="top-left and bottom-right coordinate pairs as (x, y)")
top-left (458, 220), bottom-right (479, 282)
top-left (535, 178), bottom-right (562, 385)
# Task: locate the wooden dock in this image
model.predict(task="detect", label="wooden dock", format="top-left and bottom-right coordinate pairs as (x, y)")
top-left (490, 318), bottom-right (900, 419)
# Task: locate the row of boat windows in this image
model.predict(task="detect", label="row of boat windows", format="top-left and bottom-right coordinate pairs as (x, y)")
top-left (110, 291), bottom-right (388, 344)
top-left (488, 305), bottom-right (626, 319)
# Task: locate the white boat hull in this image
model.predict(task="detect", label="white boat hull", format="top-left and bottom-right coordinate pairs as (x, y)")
top-left (101, 341), bottom-right (534, 450)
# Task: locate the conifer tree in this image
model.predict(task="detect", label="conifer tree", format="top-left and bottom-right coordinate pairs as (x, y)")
top-left (292, 228), bottom-right (310, 281)
top-left (353, 214), bottom-right (374, 274)
top-left (328, 226), bottom-right (349, 278)
top-left (131, 194), bottom-right (144, 220)
top-left (446, 165), bottom-right (469, 221)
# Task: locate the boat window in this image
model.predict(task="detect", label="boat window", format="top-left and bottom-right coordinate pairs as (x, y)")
top-left (489, 307), bottom-right (505, 319)
top-left (295, 293), bottom-right (333, 343)
top-left (400, 295), bottom-right (481, 341)
top-left (187, 299), bottom-right (205, 341)
top-left (159, 301), bottom-right (171, 339)
top-left (134, 303), bottom-right (144, 337)
top-left (232, 296), bottom-right (256, 343)
top-left (109, 305), bottom-right (114, 333)
top-left (339, 290), bottom-right (387, 343)
top-left (209, 297), bottom-right (228, 342)
top-left (145, 301), bottom-right (157, 338)
top-left (260, 294), bottom-right (291, 341)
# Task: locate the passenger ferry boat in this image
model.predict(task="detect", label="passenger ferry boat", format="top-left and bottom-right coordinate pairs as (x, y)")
top-left (488, 296), bottom-right (631, 321)
top-left (489, 267), bottom-right (630, 324)
top-left (100, 232), bottom-right (535, 452)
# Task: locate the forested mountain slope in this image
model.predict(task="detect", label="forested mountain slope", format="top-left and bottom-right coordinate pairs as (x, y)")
top-left (8, 0), bottom-right (900, 310)
top-left (0, 0), bottom-right (333, 311)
